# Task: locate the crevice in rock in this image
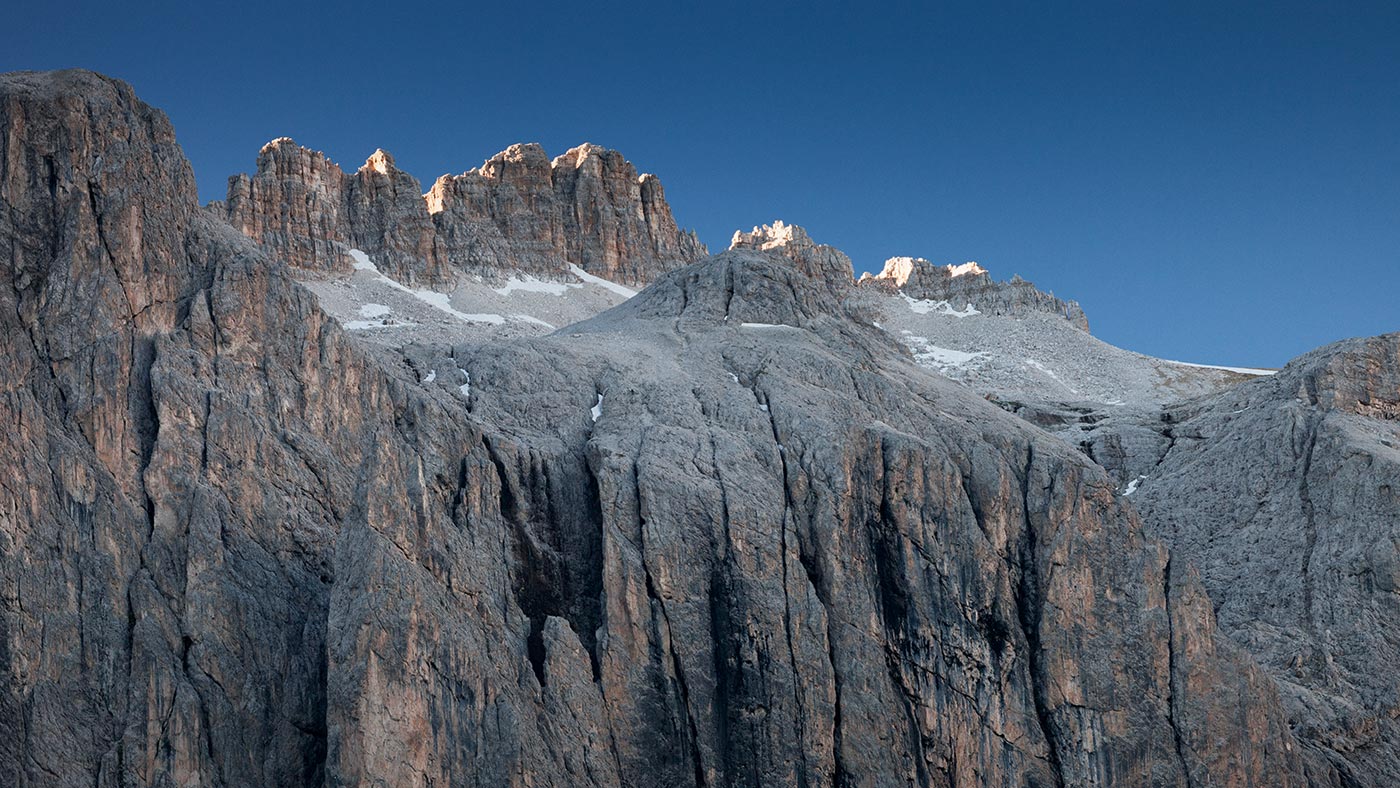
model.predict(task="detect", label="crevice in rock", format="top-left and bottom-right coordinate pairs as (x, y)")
top-left (759, 391), bottom-right (815, 783)
top-left (706, 565), bottom-right (733, 783)
top-left (868, 440), bottom-right (928, 786)
top-left (526, 616), bottom-right (548, 687)
top-left (489, 433), bottom-right (608, 689)
top-left (179, 634), bottom-right (221, 782)
top-left (1015, 444), bottom-right (1067, 788)
top-left (1162, 554), bottom-right (1199, 788)
top-left (1297, 414), bottom-right (1322, 645)
top-left (643, 567), bottom-right (707, 787)
top-left (723, 260), bottom-right (736, 321)
top-left (481, 435), bottom-right (519, 523)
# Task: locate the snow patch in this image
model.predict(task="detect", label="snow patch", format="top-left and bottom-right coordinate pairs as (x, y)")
top-left (512, 314), bottom-right (556, 329)
top-left (344, 318), bottom-right (416, 331)
top-left (901, 292), bottom-right (980, 318)
top-left (423, 370), bottom-right (436, 383)
top-left (901, 334), bottom-right (990, 373)
top-left (348, 249), bottom-right (378, 271)
top-left (348, 249), bottom-right (506, 325)
top-left (494, 274), bottom-right (581, 297)
top-left (741, 322), bottom-right (799, 330)
top-left (568, 264), bottom-right (637, 298)
top-left (412, 290), bottom-right (506, 325)
top-left (1123, 476), bottom-right (1146, 496)
top-left (359, 303), bottom-right (392, 318)
top-left (458, 367), bottom-right (471, 397)
top-left (1163, 359), bottom-right (1276, 376)
top-left (590, 394), bottom-right (603, 422)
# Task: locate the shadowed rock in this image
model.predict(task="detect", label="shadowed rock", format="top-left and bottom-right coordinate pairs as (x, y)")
top-left (0, 68), bottom-right (1347, 787)
top-left (1133, 332), bottom-right (1400, 786)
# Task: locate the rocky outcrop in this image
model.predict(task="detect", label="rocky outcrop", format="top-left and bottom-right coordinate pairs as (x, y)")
top-left (221, 138), bottom-right (706, 286)
top-left (424, 142), bottom-right (706, 284)
top-left (863, 255), bottom-right (1091, 331)
top-left (223, 139), bottom-right (449, 284)
top-left (728, 220), bottom-right (854, 293)
top-left (1, 69), bottom-right (1324, 788)
top-left (1131, 333), bottom-right (1400, 786)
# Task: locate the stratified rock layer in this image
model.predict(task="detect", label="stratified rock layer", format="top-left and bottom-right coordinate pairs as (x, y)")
top-left (863, 255), bottom-right (1091, 331)
top-left (1133, 333), bottom-right (1400, 786)
top-left (0, 69), bottom-right (1354, 787)
top-left (221, 138), bottom-right (706, 286)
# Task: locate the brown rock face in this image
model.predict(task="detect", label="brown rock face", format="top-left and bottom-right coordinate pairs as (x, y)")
top-left (223, 139), bottom-right (447, 284)
top-left (0, 69), bottom-right (1357, 788)
top-left (863, 255), bottom-right (1091, 331)
top-left (425, 142), bottom-right (707, 284)
top-left (222, 137), bottom-right (706, 286)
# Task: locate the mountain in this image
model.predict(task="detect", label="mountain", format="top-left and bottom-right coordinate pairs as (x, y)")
top-left (1128, 334), bottom-right (1400, 785)
top-left (217, 137), bottom-right (706, 286)
top-left (0, 69), bottom-right (1394, 787)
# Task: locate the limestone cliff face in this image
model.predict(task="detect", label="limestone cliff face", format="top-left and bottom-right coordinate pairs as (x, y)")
top-left (221, 137), bottom-right (705, 286)
top-left (424, 142), bottom-right (706, 284)
top-left (223, 139), bottom-right (448, 284)
top-left (1133, 333), bottom-right (1400, 786)
top-left (0, 69), bottom-right (1358, 787)
top-left (863, 255), bottom-right (1091, 331)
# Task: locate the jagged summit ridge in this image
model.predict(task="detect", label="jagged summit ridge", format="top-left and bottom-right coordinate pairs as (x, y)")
top-left (726, 220), bottom-right (1088, 330)
top-left (863, 253), bottom-right (1090, 330)
top-left (220, 137), bottom-right (707, 285)
top-left (424, 140), bottom-right (706, 284)
top-left (877, 256), bottom-right (988, 284)
top-left (728, 220), bottom-right (855, 292)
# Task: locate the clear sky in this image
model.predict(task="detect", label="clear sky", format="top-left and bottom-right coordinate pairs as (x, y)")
top-left (6, 1), bottom-right (1397, 367)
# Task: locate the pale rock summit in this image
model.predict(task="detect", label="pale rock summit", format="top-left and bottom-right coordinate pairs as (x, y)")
top-left (220, 138), bottom-right (706, 287)
top-left (221, 137), bottom-right (448, 283)
top-left (728, 220), bottom-right (854, 292)
top-left (876, 256), bottom-right (987, 286)
top-left (425, 141), bottom-right (706, 284)
top-left (862, 254), bottom-right (1090, 330)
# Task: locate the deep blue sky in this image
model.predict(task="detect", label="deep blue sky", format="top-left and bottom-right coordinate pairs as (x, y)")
top-left (7, 2), bottom-right (1397, 366)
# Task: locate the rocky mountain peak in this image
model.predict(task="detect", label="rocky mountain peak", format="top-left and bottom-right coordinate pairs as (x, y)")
top-left (861, 254), bottom-right (1090, 331)
top-left (875, 256), bottom-right (987, 287)
top-left (224, 138), bottom-right (706, 286)
top-left (474, 141), bottom-right (551, 180)
top-left (728, 220), bottom-right (854, 293)
top-left (730, 219), bottom-right (813, 252)
top-left (363, 148), bottom-right (396, 175)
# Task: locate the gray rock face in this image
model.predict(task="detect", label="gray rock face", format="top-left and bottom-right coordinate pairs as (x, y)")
top-left (0, 68), bottom-right (1371, 787)
top-left (1131, 333), bottom-right (1400, 786)
top-left (221, 137), bottom-right (706, 287)
top-left (862, 256), bottom-right (1091, 331)
top-left (728, 220), bottom-right (855, 293)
